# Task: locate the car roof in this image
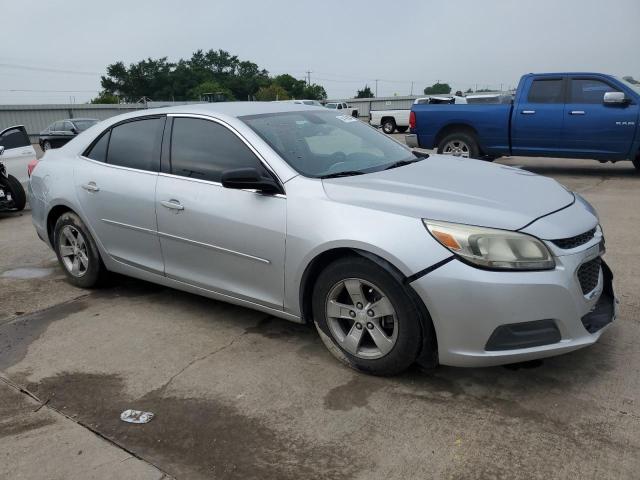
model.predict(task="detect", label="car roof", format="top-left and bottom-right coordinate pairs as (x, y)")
top-left (131, 101), bottom-right (326, 119)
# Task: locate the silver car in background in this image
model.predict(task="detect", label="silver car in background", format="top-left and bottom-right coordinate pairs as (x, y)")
top-left (29, 103), bottom-right (616, 375)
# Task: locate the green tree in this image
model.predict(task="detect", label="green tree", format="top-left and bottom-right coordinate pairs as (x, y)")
top-left (423, 82), bottom-right (451, 95)
top-left (302, 84), bottom-right (327, 100)
top-left (356, 85), bottom-right (374, 98)
top-left (99, 49), bottom-right (326, 102)
top-left (189, 81), bottom-right (234, 101)
top-left (273, 74), bottom-right (306, 98)
top-left (255, 84), bottom-right (290, 101)
top-left (90, 91), bottom-right (119, 104)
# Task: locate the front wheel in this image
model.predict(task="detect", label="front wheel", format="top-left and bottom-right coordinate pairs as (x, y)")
top-left (312, 257), bottom-right (425, 376)
top-left (54, 212), bottom-right (106, 288)
top-left (437, 132), bottom-right (480, 159)
top-left (5, 175), bottom-right (26, 211)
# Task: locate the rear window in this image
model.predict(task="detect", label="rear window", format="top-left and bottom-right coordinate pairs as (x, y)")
top-left (527, 79), bottom-right (564, 103)
top-left (0, 127), bottom-right (30, 149)
top-left (106, 118), bottom-right (162, 171)
top-left (73, 119), bottom-right (98, 131)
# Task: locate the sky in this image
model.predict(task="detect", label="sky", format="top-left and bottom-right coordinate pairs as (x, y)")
top-left (0, 0), bottom-right (638, 104)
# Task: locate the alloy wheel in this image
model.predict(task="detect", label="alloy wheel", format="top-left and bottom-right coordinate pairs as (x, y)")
top-left (59, 225), bottom-right (89, 277)
top-left (325, 278), bottom-right (398, 359)
top-left (443, 140), bottom-right (470, 157)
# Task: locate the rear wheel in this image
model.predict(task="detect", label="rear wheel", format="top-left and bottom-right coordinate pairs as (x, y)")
top-left (382, 119), bottom-right (396, 134)
top-left (312, 257), bottom-right (424, 376)
top-left (54, 212), bottom-right (106, 288)
top-left (437, 132), bottom-right (480, 159)
top-left (5, 175), bottom-right (26, 211)
top-left (396, 126), bottom-right (408, 133)
top-left (43, 140), bottom-right (52, 151)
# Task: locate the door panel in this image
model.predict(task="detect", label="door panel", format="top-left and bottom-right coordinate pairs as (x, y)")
top-left (74, 160), bottom-right (164, 273)
top-left (0, 126), bottom-right (35, 185)
top-left (511, 77), bottom-right (566, 156)
top-left (563, 78), bottom-right (638, 158)
top-left (156, 175), bottom-right (286, 308)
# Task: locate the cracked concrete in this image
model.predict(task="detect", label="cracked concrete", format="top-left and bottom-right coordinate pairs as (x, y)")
top-left (1, 153), bottom-right (640, 479)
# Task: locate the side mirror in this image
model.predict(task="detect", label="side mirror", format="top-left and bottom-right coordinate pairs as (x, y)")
top-left (603, 91), bottom-right (628, 105)
top-left (221, 168), bottom-right (280, 194)
top-left (0, 146), bottom-right (4, 156)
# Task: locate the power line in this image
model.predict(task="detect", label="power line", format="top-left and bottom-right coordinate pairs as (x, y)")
top-left (0, 62), bottom-right (103, 76)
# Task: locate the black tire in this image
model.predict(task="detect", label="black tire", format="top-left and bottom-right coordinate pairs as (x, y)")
top-left (437, 131), bottom-right (480, 159)
top-left (53, 212), bottom-right (106, 288)
top-left (633, 155), bottom-right (640, 171)
top-left (312, 256), bottom-right (425, 376)
top-left (382, 119), bottom-right (396, 134)
top-left (6, 175), bottom-right (26, 211)
top-left (396, 126), bottom-right (408, 133)
top-left (43, 140), bottom-right (52, 151)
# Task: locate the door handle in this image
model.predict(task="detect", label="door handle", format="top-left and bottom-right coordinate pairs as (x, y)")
top-left (161, 200), bottom-right (184, 211)
top-left (569, 110), bottom-right (585, 115)
top-left (521, 110), bottom-right (536, 115)
top-left (81, 182), bottom-right (99, 192)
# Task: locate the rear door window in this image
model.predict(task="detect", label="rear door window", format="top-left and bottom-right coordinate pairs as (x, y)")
top-left (170, 117), bottom-right (265, 183)
top-left (106, 117), bottom-right (162, 171)
top-left (569, 79), bottom-right (619, 104)
top-left (0, 127), bottom-right (31, 149)
top-left (527, 79), bottom-right (564, 103)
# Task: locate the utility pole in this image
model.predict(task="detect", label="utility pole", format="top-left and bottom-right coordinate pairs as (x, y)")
top-left (375, 79), bottom-right (379, 97)
top-left (410, 81), bottom-right (414, 96)
top-left (305, 70), bottom-right (312, 86)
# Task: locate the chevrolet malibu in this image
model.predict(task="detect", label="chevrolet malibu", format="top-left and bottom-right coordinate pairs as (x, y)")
top-left (29, 103), bottom-right (616, 375)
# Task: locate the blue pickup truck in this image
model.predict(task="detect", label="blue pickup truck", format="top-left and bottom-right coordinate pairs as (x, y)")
top-left (406, 73), bottom-right (640, 170)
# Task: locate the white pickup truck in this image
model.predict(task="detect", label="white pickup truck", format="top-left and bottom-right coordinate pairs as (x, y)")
top-left (369, 110), bottom-right (410, 134)
top-left (325, 101), bottom-right (359, 118)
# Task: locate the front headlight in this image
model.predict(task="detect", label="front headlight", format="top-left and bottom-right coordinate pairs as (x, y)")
top-left (424, 220), bottom-right (555, 270)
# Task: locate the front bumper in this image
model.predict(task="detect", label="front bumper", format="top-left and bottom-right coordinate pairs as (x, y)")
top-left (410, 245), bottom-right (616, 367)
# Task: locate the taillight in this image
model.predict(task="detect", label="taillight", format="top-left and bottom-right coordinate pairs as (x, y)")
top-left (409, 111), bottom-right (416, 130)
top-left (28, 159), bottom-right (39, 177)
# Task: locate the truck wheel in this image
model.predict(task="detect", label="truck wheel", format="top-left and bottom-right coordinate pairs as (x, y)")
top-left (396, 126), bottom-right (408, 133)
top-left (437, 132), bottom-right (480, 159)
top-left (382, 119), bottom-right (396, 134)
top-left (633, 155), bottom-right (640, 172)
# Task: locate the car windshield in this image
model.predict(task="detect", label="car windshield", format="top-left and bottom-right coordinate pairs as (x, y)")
top-left (618, 77), bottom-right (640, 94)
top-left (241, 111), bottom-right (417, 178)
top-left (73, 119), bottom-right (98, 131)
top-left (325, 103), bottom-right (337, 109)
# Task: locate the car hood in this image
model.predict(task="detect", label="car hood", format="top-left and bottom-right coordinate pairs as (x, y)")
top-left (321, 155), bottom-right (574, 231)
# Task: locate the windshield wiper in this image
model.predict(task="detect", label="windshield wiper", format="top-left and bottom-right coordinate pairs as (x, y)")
top-left (320, 171), bottom-right (367, 179)
top-left (384, 158), bottom-right (423, 170)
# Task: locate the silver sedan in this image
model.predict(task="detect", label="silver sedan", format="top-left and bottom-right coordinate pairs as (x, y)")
top-left (29, 102), bottom-right (616, 375)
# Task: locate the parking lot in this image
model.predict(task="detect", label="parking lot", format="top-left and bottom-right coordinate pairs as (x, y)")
top-left (1, 146), bottom-right (639, 479)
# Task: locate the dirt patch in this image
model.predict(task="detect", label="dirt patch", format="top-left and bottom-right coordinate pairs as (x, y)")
top-left (26, 371), bottom-right (363, 480)
top-left (0, 383), bottom-right (56, 439)
top-left (0, 299), bottom-right (89, 370)
top-left (323, 375), bottom-right (386, 411)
